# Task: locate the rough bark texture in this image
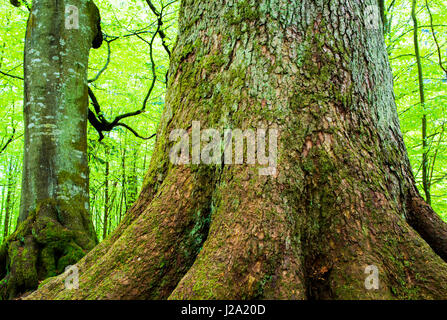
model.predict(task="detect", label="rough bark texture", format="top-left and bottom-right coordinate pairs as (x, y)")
top-left (0, 0), bottom-right (102, 299)
top-left (27, 0), bottom-right (447, 300)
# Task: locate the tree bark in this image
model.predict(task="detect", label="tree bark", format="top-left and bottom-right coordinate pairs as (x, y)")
top-left (126, 149), bottom-right (139, 211)
top-left (119, 137), bottom-right (126, 223)
top-left (0, 0), bottom-right (102, 299)
top-left (411, 0), bottom-right (431, 205)
top-left (27, 0), bottom-right (447, 300)
top-left (2, 157), bottom-right (15, 242)
top-left (103, 158), bottom-right (110, 240)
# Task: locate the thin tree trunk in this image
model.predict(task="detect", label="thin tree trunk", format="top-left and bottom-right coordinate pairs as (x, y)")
top-left (143, 141), bottom-right (149, 172)
top-left (2, 157), bottom-right (14, 241)
top-left (103, 159), bottom-right (110, 240)
top-left (0, 37), bottom-right (8, 243)
top-left (109, 182), bottom-right (118, 234)
top-left (0, 168), bottom-right (6, 243)
top-left (28, 0), bottom-right (447, 300)
top-left (126, 149), bottom-right (138, 211)
top-left (411, 0), bottom-right (430, 205)
top-left (119, 137), bottom-right (126, 222)
top-left (118, 183), bottom-right (125, 223)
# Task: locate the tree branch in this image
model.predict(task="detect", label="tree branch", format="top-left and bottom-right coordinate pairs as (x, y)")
top-left (87, 87), bottom-right (156, 141)
top-left (0, 127), bottom-right (16, 154)
top-left (425, 0), bottom-right (447, 75)
top-left (88, 36), bottom-right (116, 83)
top-left (0, 70), bottom-right (24, 81)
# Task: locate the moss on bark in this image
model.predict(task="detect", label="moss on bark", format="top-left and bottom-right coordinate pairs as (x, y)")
top-left (0, 0), bottom-right (102, 299)
top-left (26, 0), bottom-right (447, 300)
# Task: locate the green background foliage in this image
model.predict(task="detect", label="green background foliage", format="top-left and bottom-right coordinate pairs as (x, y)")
top-left (386, 0), bottom-right (447, 218)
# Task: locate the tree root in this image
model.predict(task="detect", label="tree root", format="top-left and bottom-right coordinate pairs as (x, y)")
top-left (406, 191), bottom-right (447, 263)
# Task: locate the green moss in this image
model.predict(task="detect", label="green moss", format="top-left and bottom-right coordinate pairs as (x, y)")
top-left (224, 0), bottom-right (260, 26)
top-left (56, 242), bottom-right (85, 272)
top-left (0, 197), bottom-right (93, 298)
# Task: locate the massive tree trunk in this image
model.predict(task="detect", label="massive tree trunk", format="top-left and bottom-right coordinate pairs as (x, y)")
top-left (28, 0), bottom-right (447, 300)
top-left (0, 0), bottom-right (102, 299)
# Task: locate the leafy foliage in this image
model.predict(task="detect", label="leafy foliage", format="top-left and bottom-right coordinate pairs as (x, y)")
top-left (0, 0), bottom-right (177, 242)
top-left (386, 0), bottom-right (447, 219)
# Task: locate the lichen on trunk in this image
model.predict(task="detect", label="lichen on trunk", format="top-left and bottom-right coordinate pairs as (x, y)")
top-left (0, 0), bottom-right (102, 299)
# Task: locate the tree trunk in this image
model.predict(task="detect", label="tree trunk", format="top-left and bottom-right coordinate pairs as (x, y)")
top-left (0, 171), bottom-right (6, 242)
top-left (0, 0), bottom-right (102, 299)
top-left (119, 137), bottom-right (126, 223)
top-left (411, 0), bottom-right (430, 205)
top-left (2, 157), bottom-right (15, 242)
top-left (103, 159), bottom-right (110, 240)
top-left (27, 0), bottom-right (447, 300)
top-left (126, 148), bottom-right (139, 211)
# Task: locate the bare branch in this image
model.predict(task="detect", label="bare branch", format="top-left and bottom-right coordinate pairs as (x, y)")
top-left (0, 70), bottom-right (24, 81)
top-left (116, 122), bottom-right (156, 140)
top-left (144, 0), bottom-right (176, 58)
top-left (425, 0), bottom-right (447, 75)
top-left (87, 86), bottom-right (157, 142)
top-left (88, 36), bottom-right (115, 83)
top-left (0, 127), bottom-right (16, 154)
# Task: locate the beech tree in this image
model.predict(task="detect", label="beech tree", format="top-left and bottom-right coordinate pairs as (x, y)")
top-left (0, 0), bottom-right (102, 299)
top-left (23, 0), bottom-right (447, 299)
